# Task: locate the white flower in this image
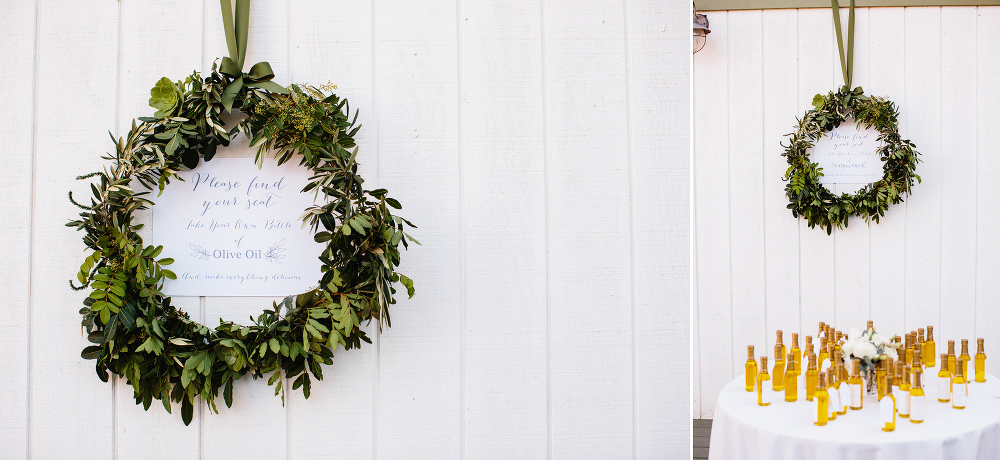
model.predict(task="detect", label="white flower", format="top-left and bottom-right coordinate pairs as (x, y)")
top-left (871, 333), bottom-right (890, 347)
top-left (841, 339), bottom-right (857, 357)
top-left (849, 328), bottom-right (863, 341)
top-left (854, 342), bottom-right (878, 360)
top-left (884, 347), bottom-right (898, 360)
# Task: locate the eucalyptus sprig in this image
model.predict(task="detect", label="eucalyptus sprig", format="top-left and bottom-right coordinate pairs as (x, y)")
top-left (67, 64), bottom-right (416, 425)
top-left (781, 86), bottom-right (921, 234)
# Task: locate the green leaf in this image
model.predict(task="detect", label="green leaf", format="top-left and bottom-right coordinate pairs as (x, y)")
top-left (81, 345), bottom-right (103, 360)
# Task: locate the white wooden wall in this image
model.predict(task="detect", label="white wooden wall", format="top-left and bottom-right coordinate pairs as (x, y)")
top-left (0, 0), bottom-right (689, 458)
top-left (693, 6), bottom-right (1000, 418)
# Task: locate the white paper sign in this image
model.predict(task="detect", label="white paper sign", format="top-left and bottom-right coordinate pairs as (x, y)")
top-left (812, 123), bottom-right (884, 184)
top-left (879, 395), bottom-right (894, 424)
top-left (953, 382), bottom-right (968, 407)
top-left (897, 388), bottom-right (910, 415)
top-left (828, 388), bottom-right (839, 418)
top-left (839, 383), bottom-right (851, 412)
top-left (760, 381), bottom-right (772, 404)
top-left (910, 395), bottom-right (925, 421)
top-left (152, 159), bottom-right (324, 296)
top-left (938, 376), bottom-right (951, 401)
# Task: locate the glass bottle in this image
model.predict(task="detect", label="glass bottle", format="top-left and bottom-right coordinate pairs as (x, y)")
top-left (826, 368), bottom-right (838, 420)
top-left (867, 320), bottom-right (874, 332)
top-left (745, 345), bottom-right (758, 392)
top-left (818, 321), bottom-right (826, 341)
top-left (976, 338), bottom-right (987, 383)
top-left (925, 325), bottom-right (936, 368)
top-left (937, 353), bottom-right (951, 403)
top-left (912, 348), bottom-right (924, 389)
top-left (814, 373), bottom-right (829, 426)
top-left (905, 333), bottom-right (914, 366)
top-left (757, 356), bottom-right (771, 406)
top-left (776, 330), bottom-right (787, 367)
top-left (912, 347), bottom-right (923, 373)
top-left (918, 328), bottom-right (925, 354)
top-left (876, 359), bottom-right (887, 400)
top-left (806, 353), bottom-right (819, 401)
top-left (898, 364), bottom-right (911, 418)
top-left (849, 358), bottom-right (863, 410)
top-left (948, 340), bottom-right (957, 376)
top-left (881, 372), bottom-right (895, 432)
top-left (953, 358), bottom-right (968, 410)
top-left (818, 336), bottom-right (829, 370)
top-left (835, 360), bottom-right (849, 415)
top-left (960, 339), bottom-right (972, 382)
top-left (784, 353), bottom-right (798, 402)
top-left (910, 368), bottom-right (925, 423)
top-left (772, 344), bottom-right (785, 391)
top-left (791, 333), bottom-right (802, 375)
top-left (805, 335), bottom-right (814, 359)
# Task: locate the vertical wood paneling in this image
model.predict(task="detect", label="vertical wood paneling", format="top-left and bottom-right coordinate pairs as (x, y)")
top-left (727, 10), bottom-right (767, 378)
top-left (286, 2), bottom-right (377, 459)
top-left (761, 9), bottom-right (800, 363)
top-left (796, 9), bottom-right (836, 332)
top-left (459, 1), bottom-right (549, 458)
top-left (115, 1), bottom-right (204, 456)
top-left (545, 0), bottom-right (633, 456)
top-left (939, 7), bottom-right (978, 343)
top-left (628, 0), bottom-right (690, 456)
top-left (0, 2), bottom-right (35, 457)
top-left (694, 11), bottom-right (731, 417)
top-left (30, 1), bottom-right (119, 457)
top-left (976, 6), bottom-right (1000, 378)
top-left (375, 0), bottom-right (462, 457)
top-left (866, 7), bottom-right (907, 337)
top-left (694, 6), bottom-right (1000, 417)
top-left (902, 7), bottom-right (942, 333)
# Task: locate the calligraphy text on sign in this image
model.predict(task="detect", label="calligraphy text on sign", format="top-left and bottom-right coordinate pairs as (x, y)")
top-left (811, 123), bottom-right (884, 185)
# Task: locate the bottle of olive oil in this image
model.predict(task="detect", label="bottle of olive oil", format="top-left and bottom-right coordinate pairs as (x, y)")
top-left (910, 368), bottom-right (926, 423)
top-left (776, 330), bottom-right (787, 367)
top-left (876, 359), bottom-right (887, 400)
top-left (791, 333), bottom-right (802, 375)
top-left (867, 320), bottom-right (874, 332)
top-left (912, 348), bottom-right (924, 388)
top-left (849, 358), bottom-right (863, 410)
top-left (925, 325), bottom-right (936, 367)
top-left (905, 333), bottom-right (914, 367)
top-left (826, 368), bottom-right (838, 421)
top-left (758, 356), bottom-right (771, 406)
top-left (785, 353), bottom-right (798, 402)
top-left (937, 353), bottom-right (951, 403)
top-left (745, 345), bottom-right (758, 392)
top-left (835, 360), bottom-right (849, 415)
top-left (976, 338), bottom-right (987, 383)
top-left (881, 373), bottom-right (896, 432)
top-left (818, 336), bottom-right (830, 371)
top-left (948, 340), bottom-right (957, 376)
top-left (814, 373), bottom-right (829, 426)
top-left (953, 359), bottom-right (968, 410)
top-left (898, 364), bottom-right (911, 418)
top-left (773, 344), bottom-right (785, 391)
top-left (805, 335), bottom-right (814, 359)
top-left (806, 353), bottom-right (819, 401)
top-left (918, 328), bottom-right (925, 353)
top-left (961, 339), bottom-right (972, 382)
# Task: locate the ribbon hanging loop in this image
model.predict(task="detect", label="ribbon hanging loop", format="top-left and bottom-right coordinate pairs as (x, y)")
top-left (218, 0), bottom-right (288, 112)
top-left (831, 0), bottom-right (856, 90)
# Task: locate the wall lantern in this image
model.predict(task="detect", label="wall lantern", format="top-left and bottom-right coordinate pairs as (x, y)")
top-left (693, 3), bottom-right (711, 54)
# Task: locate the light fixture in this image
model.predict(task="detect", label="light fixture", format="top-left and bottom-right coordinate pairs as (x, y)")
top-left (693, 3), bottom-right (711, 54)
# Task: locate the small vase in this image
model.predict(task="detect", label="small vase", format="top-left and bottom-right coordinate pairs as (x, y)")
top-left (864, 368), bottom-right (878, 395)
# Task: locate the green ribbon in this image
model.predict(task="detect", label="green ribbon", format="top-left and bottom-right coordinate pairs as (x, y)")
top-left (218, 0), bottom-right (288, 112)
top-left (831, 0), bottom-right (855, 90)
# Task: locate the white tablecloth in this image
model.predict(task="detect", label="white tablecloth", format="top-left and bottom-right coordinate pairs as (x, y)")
top-left (709, 365), bottom-right (1000, 460)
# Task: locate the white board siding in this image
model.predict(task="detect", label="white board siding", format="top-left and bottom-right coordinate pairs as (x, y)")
top-left (0, 0), bottom-right (690, 458)
top-left (693, 6), bottom-right (1000, 418)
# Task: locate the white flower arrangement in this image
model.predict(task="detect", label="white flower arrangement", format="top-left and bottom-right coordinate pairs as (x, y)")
top-left (841, 327), bottom-right (900, 373)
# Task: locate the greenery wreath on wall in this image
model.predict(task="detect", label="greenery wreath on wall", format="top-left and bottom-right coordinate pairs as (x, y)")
top-left (781, 86), bottom-right (921, 234)
top-left (66, 0), bottom-right (416, 425)
top-left (781, 0), bottom-right (920, 234)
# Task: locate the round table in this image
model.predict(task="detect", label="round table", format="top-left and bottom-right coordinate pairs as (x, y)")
top-left (708, 365), bottom-right (1000, 460)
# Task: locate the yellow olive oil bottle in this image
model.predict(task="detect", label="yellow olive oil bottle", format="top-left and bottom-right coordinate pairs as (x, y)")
top-left (953, 359), bottom-right (968, 410)
top-left (948, 340), bottom-right (957, 376)
top-left (975, 338), bottom-right (987, 383)
top-left (784, 353), bottom-right (798, 402)
top-left (898, 364), bottom-right (911, 418)
top-left (848, 358), bottom-right (863, 410)
top-left (881, 372), bottom-right (896, 432)
top-left (745, 345), bottom-right (758, 392)
top-left (815, 373), bottom-right (829, 426)
top-left (806, 353), bottom-right (819, 401)
top-left (937, 353), bottom-right (951, 403)
top-left (791, 333), bottom-right (802, 375)
top-left (925, 325), bottom-right (936, 368)
top-left (961, 339), bottom-right (972, 382)
top-left (758, 356), bottom-right (771, 406)
top-left (772, 344), bottom-right (785, 391)
top-left (826, 368), bottom-right (838, 421)
top-left (910, 368), bottom-right (926, 423)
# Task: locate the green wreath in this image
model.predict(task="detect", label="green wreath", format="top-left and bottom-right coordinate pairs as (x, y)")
top-left (66, 1), bottom-right (416, 425)
top-left (781, 86), bottom-right (921, 234)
